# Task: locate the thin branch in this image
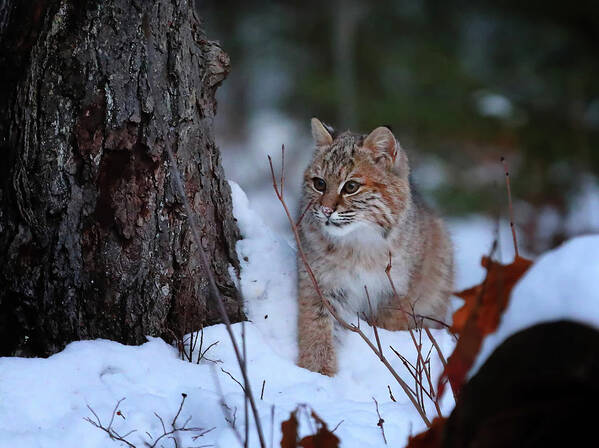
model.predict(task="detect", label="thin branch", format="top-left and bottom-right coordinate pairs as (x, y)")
top-left (270, 405), bottom-right (275, 448)
top-left (155, 412), bottom-right (167, 435)
top-left (501, 156), bottom-right (519, 257)
top-left (386, 257), bottom-right (447, 416)
top-left (86, 394), bottom-right (211, 448)
top-left (331, 420), bottom-right (344, 433)
top-left (365, 286), bottom-right (383, 355)
top-left (372, 397), bottom-right (388, 445)
top-left (260, 380), bottom-right (266, 400)
top-left (280, 144), bottom-right (285, 199)
top-left (83, 417), bottom-right (136, 448)
top-left (221, 368), bottom-right (246, 393)
top-left (195, 327), bottom-right (203, 363)
top-left (84, 399), bottom-right (137, 448)
top-left (109, 398), bottom-right (127, 429)
top-left (211, 364), bottom-right (244, 446)
top-left (379, 305), bottom-right (453, 331)
top-left (296, 198), bottom-right (315, 228)
top-left (171, 393), bottom-right (187, 427)
top-left (424, 327), bottom-right (447, 370)
top-left (199, 341), bottom-right (219, 364)
top-left (192, 427), bottom-right (216, 440)
top-left (242, 320), bottom-right (249, 448)
top-left (387, 385), bottom-right (396, 403)
top-left (166, 145), bottom-right (266, 447)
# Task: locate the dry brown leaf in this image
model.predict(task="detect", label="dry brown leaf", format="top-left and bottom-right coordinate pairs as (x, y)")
top-left (299, 430), bottom-right (339, 448)
top-left (280, 411), bottom-right (298, 448)
top-left (299, 410), bottom-right (339, 448)
top-left (408, 255), bottom-right (533, 448)
top-left (405, 417), bottom-right (446, 448)
top-left (442, 255), bottom-right (533, 396)
top-left (451, 256), bottom-right (533, 335)
top-left (281, 408), bottom-right (339, 448)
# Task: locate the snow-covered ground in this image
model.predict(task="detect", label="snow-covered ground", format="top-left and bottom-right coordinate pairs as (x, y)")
top-left (1, 182), bottom-right (598, 448)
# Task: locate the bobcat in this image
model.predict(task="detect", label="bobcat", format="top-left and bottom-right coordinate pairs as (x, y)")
top-left (297, 118), bottom-right (454, 376)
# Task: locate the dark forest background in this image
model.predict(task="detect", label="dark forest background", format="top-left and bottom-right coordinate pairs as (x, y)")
top-left (198, 0), bottom-right (599, 253)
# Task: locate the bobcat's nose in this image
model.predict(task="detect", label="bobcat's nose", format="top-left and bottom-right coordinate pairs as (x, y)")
top-left (321, 205), bottom-right (334, 217)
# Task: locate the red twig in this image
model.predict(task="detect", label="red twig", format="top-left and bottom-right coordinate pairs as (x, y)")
top-left (386, 256), bottom-right (446, 417)
top-left (386, 261), bottom-right (441, 410)
top-left (296, 198), bottom-right (315, 228)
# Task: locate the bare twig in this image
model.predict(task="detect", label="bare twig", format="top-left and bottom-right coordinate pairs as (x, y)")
top-left (84, 398), bottom-right (137, 448)
top-left (191, 330), bottom-right (201, 362)
top-left (109, 398), bottom-right (125, 429)
top-left (365, 286), bottom-right (384, 355)
top-left (501, 156), bottom-right (519, 257)
top-left (296, 198), bottom-right (315, 228)
top-left (280, 144), bottom-right (285, 200)
top-left (166, 145), bottom-right (266, 447)
top-left (172, 393), bottom-right (187, 428)
top-left (210, 365), bottom-right (244, 446)
top-left (424, 327), bottom-right (447, 370)
top-left (85, 395), bottom-right (212, 448)
top-left (242, 321), bottom-right (249, 448)
top-left (268, 151), bottom-right (431, 427)
top-left (386, 268), bottom-right (441, 413)
top-left (387, 385), bottom-right (396, 402)
top-left (198, 341), bottom-right (219, 364)
top-left (372, 397), bottom-right (388, 445)
top-left (270, 405), bottom-right (275, 448)
top-left (155, 412), bottom-right (167, 434)
top-left (389, 346), bottom-right (433, 401)
top-left (331, 420), bottom-right (344, 433)
top-left (221, 368), bottom-right (246, 393)
top-left (260, 380), bottom-right (266, 400)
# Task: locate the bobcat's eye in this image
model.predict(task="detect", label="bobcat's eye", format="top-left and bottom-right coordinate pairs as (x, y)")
top-left (342, 180), bottom-right (360, 194)
top-left (312, 177), bottom-right (326, 192)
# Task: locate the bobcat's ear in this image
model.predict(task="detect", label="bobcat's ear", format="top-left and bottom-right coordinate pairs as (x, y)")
top-left (363, 126), bottom-right (396, 159)
top-left (363, 126), bottom-right (408, 176)
top-left (311, 118), bottom-right (333, 146)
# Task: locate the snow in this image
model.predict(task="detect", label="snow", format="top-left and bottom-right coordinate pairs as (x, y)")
top-left (448, 215), bottom-right (525, 290)
top-left (564, 176), bottom-right (599, 236)
top-left (474, 91), bottom-right (513, 119)
top-left (2, 182), bottom-right (598, 448)
top-left (470, 234), bottom-right (599, 377)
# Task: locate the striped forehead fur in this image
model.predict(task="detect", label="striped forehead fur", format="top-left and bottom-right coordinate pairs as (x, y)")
top-left (316, 131), bottom-right (364, 171)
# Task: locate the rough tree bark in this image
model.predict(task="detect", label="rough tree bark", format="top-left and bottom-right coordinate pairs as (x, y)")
top-left (0, 0), bottom-right (244, 356)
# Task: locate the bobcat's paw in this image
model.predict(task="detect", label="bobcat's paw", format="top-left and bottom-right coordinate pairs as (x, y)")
top-left (298, 353), bottom-right (337, 377)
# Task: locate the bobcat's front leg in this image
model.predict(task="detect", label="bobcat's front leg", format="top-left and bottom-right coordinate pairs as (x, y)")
top-left (297, 269), bottom-right (337, 376)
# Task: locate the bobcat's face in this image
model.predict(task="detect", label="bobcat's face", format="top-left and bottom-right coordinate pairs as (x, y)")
top-left (303, 127), bottom-right (410, 239)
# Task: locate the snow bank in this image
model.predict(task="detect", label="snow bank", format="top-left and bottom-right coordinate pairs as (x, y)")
top-left (448, 215), bottom-right (526, 290)
top-left (0, 182), bottom-right (456, 448)
top-left (3, 181), bottom-right (594, 448)
top-left (471, 235), bottom-right (599, 376)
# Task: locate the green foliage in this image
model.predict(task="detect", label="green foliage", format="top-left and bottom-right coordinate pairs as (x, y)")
top-left (202, 0), bottom-right (599, 216)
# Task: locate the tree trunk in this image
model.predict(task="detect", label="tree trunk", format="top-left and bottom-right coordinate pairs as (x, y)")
top-left (0, 0), bottom-right (244, 357)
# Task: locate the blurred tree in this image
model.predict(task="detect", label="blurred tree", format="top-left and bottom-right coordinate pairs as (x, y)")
top-left (202, 0), bottom-right (599, 231)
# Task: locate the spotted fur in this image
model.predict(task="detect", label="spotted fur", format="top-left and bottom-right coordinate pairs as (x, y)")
top-left (297, 118), bottom-right (454, 376)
